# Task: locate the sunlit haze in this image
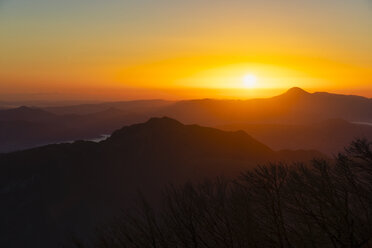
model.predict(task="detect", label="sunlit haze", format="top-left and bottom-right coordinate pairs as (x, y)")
top-left (1, 0), bottom-right (372, 101)
top-left (1, 2), bottom-right (372, 247)
top-left (243, 75), bottom-right (258, 88)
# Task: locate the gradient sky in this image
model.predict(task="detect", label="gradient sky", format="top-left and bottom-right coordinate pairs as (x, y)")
top-left (1, 0), bottom-right (372, 101)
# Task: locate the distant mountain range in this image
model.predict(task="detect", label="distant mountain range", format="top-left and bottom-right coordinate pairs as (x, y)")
top-left (154, 87), bottom-right (372, 125)
top-left (0, 117), bottom-right (323, 248)
top-left (0, 88), bottom-right (371, 153)
top-left (44, 99), bottom-right (173, 115)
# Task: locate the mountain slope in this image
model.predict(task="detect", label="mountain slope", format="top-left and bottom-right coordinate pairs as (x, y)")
top-left (0, 117), bottom-right (323, 248)
top-left (220, 119), bottom-right (372, 155)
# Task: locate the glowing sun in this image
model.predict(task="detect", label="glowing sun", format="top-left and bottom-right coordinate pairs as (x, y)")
top-left (243, 74), bottom-right (257, 88)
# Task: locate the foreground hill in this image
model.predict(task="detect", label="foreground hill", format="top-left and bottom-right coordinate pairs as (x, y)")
top-left (0, 117), bottom-right (323, 248)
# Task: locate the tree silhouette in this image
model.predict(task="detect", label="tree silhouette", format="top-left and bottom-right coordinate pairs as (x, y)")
top-left (79, 139), bottom-right (372, 248)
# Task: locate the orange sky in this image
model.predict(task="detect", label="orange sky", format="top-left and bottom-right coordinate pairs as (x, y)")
top-left (0, 0), bottom-right (371, 101)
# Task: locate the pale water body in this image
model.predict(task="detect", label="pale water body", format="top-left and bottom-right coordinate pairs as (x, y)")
top-left (353, 122), bottom-right (372, 127)
top-left (60, 134), bottom-right (110, 144)
top-left (87, 134), bottom-right (111, 142)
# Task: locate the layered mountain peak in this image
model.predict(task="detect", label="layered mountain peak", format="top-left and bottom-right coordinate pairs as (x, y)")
top-left (104, 116), bottom-right (278, 160)
top-left (285, 87), bottom-right (310, 96)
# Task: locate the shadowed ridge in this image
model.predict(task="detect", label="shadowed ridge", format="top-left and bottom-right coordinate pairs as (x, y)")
top-left (109, 116), bottom-right (257, 142)
top-left (0, 105), bottom-right (56, 121)
top-left (4, 105), bottom-right (48, 113)
top-left (1, 105), bottom-right (54, 114)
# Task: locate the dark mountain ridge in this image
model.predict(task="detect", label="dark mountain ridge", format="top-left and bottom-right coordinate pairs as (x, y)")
top-left (0, 117), bottom-right (323, 248)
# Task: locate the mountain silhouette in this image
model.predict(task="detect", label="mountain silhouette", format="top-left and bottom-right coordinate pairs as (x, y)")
top-left (0, 106), bottom-right (56, 122)
top-left (0, 117), bottom-right (323, 248)
top-left (0, 88), bottom-right (371, 153)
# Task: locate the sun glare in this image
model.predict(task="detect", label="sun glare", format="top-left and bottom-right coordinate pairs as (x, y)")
top-left (243, 74), bottom-right (257, 88)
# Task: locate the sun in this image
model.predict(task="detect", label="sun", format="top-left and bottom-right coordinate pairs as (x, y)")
top-left (243, 74), bottom-right (257, 88)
